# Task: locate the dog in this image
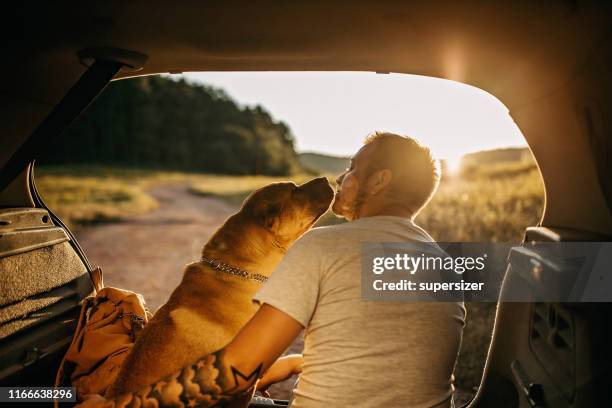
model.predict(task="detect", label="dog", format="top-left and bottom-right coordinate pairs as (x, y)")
top-left (107, 177), bottom-right (333, 398)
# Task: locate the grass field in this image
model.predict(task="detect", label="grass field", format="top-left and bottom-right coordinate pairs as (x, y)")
top-left (37, 162), bottom-right (543, 240)
top-left (36, 161), bottom-right (544, 402)
top-left (36, 166), bottom-right (339, 229)
top-left (419, 161), bottom-right (544, 242)
top-left (36, 166), bottom-right (226, 227)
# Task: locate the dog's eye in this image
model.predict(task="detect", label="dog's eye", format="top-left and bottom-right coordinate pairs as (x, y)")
top-left (258, 204), bottom-right (281, 229)
top-left (267, 204), bottom-right (281, 216)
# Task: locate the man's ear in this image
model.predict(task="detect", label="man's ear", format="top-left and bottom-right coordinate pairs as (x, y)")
top-left (368, 169), bottom-right (393, 195)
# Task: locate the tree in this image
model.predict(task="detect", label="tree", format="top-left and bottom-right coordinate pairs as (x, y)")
top-left (40, 76), bottom-right (306, 176)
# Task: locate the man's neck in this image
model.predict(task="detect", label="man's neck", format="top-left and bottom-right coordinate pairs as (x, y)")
top-left (355, 202), bottom-right (415, 220)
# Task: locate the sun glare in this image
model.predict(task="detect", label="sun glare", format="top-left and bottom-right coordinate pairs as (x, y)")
top-left (444, 155), bottom-right (463, 175)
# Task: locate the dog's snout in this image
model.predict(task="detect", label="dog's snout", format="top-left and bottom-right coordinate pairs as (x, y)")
top-left (296, 177), bottom-right (334, 211)
top-left (299, 177), bottom-right (331, 194)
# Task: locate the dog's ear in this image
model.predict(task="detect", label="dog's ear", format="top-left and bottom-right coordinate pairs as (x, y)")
top-left (258, 203), bottom-right (282, 229)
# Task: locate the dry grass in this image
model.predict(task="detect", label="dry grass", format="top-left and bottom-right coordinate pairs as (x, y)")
top-left (36, 165), bottom-right (212, 228)
top-left (418, 164), bottom-right (544, 242)
top-left (36, 166), bottom-right (326, 228)
top-left (36, 175), bottom-right (157, 228)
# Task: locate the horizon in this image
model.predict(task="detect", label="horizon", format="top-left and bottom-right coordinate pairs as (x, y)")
top-left (297, 145), bottom-right (530, 160)
top-left (180, 71), bottom-right (528, 170)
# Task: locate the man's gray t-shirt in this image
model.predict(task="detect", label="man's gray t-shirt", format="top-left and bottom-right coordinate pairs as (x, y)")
top-left (254, 216), bottom-right (465, 408)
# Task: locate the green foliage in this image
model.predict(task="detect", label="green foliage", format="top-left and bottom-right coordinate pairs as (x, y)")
top-left (40, 76), bottom-right (305, 176)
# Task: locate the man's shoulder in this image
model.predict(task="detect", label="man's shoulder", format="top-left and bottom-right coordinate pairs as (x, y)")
top-left (298, 216), bottom-right (435, 247)
top-left (292, 222), bottom-right (355, 246)
top-left (300, 223), bottom-right (348, 241)
top-left (301, 218), bottom-right (389, 242)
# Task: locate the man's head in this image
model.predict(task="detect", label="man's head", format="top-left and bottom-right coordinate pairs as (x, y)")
top-left (332, 132), bottom-right (440, 221)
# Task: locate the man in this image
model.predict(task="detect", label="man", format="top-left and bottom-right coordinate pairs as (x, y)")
top-left (82, 132), bottom-right (465, 408)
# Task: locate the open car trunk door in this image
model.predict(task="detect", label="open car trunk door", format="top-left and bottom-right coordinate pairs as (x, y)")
top-left (0, 56), bottom-right (130, 387)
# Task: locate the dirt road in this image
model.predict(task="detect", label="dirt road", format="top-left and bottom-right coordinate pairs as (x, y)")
top-left (76, 183), bottom-right (300, 399)
top-left (77, 183), bottom-right (236, 310)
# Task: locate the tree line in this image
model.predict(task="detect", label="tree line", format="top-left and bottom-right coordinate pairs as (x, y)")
top-left (41, 76), bottom-right (306, 175)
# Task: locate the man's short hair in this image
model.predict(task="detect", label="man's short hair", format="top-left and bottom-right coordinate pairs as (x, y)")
top-left (363, 131), bottom-right (440, 215)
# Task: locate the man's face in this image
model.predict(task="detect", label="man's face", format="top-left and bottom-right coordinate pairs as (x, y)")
top-left (331, 144), bottom-right (374, 220)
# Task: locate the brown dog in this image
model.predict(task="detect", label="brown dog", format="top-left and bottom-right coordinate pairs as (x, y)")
top-left (107, 177), bottom-right (333, 398)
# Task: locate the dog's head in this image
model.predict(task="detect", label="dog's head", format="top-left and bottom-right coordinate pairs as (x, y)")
top-left (241, 177), bottom-right (334, 250)
top-left (203, 177), bottom-right (334, 275)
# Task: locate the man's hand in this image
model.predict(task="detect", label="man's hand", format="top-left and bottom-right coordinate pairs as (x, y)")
top-left (75, 304), bottom-right (303, 407)
top-left (257, 354), bottom-right (303, 395)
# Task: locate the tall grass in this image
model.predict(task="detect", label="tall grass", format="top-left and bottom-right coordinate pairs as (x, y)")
top-left (36, 173), bottom-right (158, 227)
top-left (36, 166), bottom-right (327, 227)
top-left (35, 165), bottom-right (223, 227)
top-left (418, 162), bottom-right (544, 242)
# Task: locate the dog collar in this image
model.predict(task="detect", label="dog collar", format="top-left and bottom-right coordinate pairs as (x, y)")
top-left (200, 256), bottom-right (268, 284)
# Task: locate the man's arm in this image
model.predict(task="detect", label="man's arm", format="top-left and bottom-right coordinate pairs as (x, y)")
top-left (77, 304), bottom-right (303, 408)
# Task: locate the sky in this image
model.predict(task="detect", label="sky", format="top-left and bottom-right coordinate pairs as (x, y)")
top-left (182, 72), bottom-right (527, 170)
